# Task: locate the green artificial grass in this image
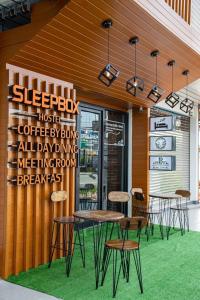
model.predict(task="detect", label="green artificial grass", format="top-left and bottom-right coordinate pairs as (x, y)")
top-left (8, 226), bottom-right (200, 300)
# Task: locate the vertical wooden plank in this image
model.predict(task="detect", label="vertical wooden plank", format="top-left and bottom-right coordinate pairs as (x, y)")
top-left (32, 77), bottom-right (42, 267)
top-left (0, 66), bottom-right (9, 278)
top-left (13, 72), bottom-right (26, 275)
top-left (132, 108), bottom-right (149, 214)
top-left (23, 75), bottom-right (34, 271)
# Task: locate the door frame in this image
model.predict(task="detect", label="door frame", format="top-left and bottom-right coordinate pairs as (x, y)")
top-left (75, 102), bottom-right (129, 212)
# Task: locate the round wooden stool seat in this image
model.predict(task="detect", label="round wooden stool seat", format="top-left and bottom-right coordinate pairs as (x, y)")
top-left (105, 239), bottom-right (139, 250)
top-left (53, 216), bottom-right (76, 224)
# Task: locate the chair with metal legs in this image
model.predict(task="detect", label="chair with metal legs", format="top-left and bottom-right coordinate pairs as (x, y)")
top-left (101, 216), bottom-right (146, 298)
top-left (107, 191), bottom-right (130, 237)
top-left (48, 191), bottom-right (85, 277)
top-left (167, 190), bottom-right (190, 239)
top-left (108, 191), bottom-right (130, 215)
top-left (131, 188), bottom-right (164, 240)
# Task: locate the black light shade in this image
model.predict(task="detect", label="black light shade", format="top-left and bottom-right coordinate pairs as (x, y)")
top-left (165, 92), bottom-right (180, 108)
top-left (180, 98), bottom-right (194, 113)
top-left (147, 85), bottom-right (164, 103)
top-left (98, 19), bottom-right (120, 87)
top-left (98, 64), bottom-right (119, 87)
top-left (126, 76), bottom-right (144, 96)
top-left (147, 50), bottom-right (164, 103)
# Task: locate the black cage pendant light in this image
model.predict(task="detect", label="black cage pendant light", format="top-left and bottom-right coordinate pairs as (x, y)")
top-left (126, 36), bottom-right (144, 96)
top-left (147, 50), bottom-right (164, 103)
top-left (165, 60), bottom-right (180, 108)
top-left (98, 19), bottom-right (120, 87)
top-left (180, 70), bottom-right (194, 114)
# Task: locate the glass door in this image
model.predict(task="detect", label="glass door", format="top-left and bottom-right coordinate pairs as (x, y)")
top-left (76, 104), bottom-right (128, 213)
top-left (76, 107), bottom-right (102, 211)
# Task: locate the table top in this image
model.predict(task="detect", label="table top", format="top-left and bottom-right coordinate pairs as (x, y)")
top-left (73, 210), bottom-right (124, 222)
top-left (149, 192), bottom-right (182, 199)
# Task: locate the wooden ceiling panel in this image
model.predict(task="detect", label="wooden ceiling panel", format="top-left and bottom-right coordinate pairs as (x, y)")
top-left (8, 0), bottom-right (200, 108)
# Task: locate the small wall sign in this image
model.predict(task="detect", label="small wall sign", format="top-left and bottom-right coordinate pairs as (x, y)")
top-left (150, 136), bottom-right (176, 151)
top-left (150, 116), bottom-right (173, 131)
top-left (104, 120), bottom-right (125, 146)
top-left (150, 156), bottom-right (176, 171)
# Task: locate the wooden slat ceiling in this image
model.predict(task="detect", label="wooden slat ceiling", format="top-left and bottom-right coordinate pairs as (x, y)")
top-left (8, 0), bottom-right (200, 108)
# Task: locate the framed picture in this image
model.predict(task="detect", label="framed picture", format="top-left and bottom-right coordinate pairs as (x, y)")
top-left (150, 136), bottom-right (176, 151)
top-left (149, 156), bottom-right (176, 171)
top-left (150, 116), bottom-right (174, 132)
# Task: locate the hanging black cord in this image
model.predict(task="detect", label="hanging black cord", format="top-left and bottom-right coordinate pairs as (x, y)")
top-left (108, 28), bottom-right (109, 64)
top-left (155, 55), bottom-right (158, 85)
top-left (172, 64), bottom-right (174, 92)
top-left (134, 42), bottom-right (137, 76)
top-left (186, 73), bottom-right (188, 98)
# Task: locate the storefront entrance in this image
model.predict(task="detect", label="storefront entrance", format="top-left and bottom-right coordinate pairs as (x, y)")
top-left (76, 103), bottom-right (128, 213)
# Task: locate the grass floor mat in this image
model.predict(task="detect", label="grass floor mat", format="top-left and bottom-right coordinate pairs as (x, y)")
top-left (8, 226), bottom-right (200, 300)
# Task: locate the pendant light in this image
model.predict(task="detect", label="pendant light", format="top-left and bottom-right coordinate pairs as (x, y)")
top-left (147, 50), bottom-right (164, 103)
top-left (98, 19), bottom-right (120, 87)
top-left (180, 70), bottom-right (194, 114)
top-left (165, 60), bottom-right (180, 108)
top-left (126, 36), bottom-right (144, 96)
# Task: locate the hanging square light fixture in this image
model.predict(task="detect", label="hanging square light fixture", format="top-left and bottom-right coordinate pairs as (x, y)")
top-left (126, 36), bottom-right (144, 96)
top-left (180, 70), bottom-right (194, 114)
top-left (98, 19), bottom-right (120, 87)
top-left (165, 60), bottom-right (180, 108)
top-left (147, 50), bottom-right (164, 103)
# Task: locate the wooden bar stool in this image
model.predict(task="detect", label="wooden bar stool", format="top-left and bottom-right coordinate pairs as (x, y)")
top-left (167, 190), bottom-right (190, 238)
top-left (48, 191), bottom-right (85, 277)
top-left (101, 216), bottom-right (146, 298)
top-left (131, 188), bottom-right (164, 240)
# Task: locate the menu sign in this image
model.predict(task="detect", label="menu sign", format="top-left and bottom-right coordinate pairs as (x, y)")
top-left (150, 136), bottom-right (176, 151)
top-left (150, 156), bottom-right (176, 171)
top-left (150, 116), bottom-right (173, 132)
top-left (104, 120), bottom-right (125, 146)
top-left (8, 84), bottom-right (79, 186)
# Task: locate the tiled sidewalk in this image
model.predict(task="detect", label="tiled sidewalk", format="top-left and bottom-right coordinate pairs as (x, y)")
top-left (0, 280), bottom-right (59, 300)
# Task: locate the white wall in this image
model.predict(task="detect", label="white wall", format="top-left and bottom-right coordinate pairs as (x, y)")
top-left (156, 100), bottom-right (199, 200)
top-left (190, 105), bottom-right (199, 201)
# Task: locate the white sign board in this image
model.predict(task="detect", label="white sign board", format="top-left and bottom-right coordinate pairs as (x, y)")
top-left (150, 116), bottom-right (173, 132)
top-left (150, 156), bottom-right (176, 171)
top-left (150, 136), bottom-right (176, 151)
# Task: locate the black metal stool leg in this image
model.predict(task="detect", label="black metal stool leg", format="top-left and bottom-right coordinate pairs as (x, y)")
top-left (158, 213), bottom-right (164, 240)
top-left (101, 247), bottom-right (112, 286)
top-left (76, 223), bottom-right (86, 268)
top-left (93, 222), bottom-right (105, 289)
top-left (167, 209), bottom-right (173, 240)
top-left (65, 224), bottom-right (74, 277)
top-left (177, 210), bottom-right (184, 236)
top-left (112, 250), bottom-right (122, 298)
top-left (185, 209), bottom-right (189, 232)
top-left (48, 222), bottom-right (60, 268)
top-left (133, 249), bottom-right (143, 294)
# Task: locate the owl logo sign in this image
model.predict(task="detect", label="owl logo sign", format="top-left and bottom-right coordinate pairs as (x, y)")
top-left (150, 136), bottom-right (176, 151)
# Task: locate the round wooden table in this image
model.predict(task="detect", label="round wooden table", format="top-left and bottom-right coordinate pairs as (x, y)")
top-left (74, 210), bottom-right (124, 289)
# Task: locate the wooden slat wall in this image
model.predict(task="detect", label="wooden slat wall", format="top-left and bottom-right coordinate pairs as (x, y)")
top-left (165, 0), bottom-right (191, 24)
top-left (132, 107), bottom-right (149, 213)
top-left (1, 64), bottom-right (76, 278)
top-left (7, 0), bottom-right (200, 110)
top-left (0, 66), bottom-right (9, 278)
